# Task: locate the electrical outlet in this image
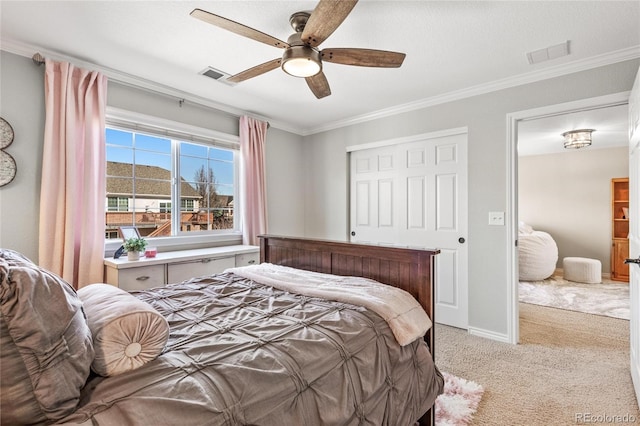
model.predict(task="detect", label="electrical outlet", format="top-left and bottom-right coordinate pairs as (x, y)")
top-left (489, 211), bottom-right (505, 226)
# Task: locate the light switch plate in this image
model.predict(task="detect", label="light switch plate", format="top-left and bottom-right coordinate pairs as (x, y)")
top-left (489, 211), bottom-right (505, 226)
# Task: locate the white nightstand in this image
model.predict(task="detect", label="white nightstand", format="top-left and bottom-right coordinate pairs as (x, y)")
top-left (104, 245), bottom-right (259, 291)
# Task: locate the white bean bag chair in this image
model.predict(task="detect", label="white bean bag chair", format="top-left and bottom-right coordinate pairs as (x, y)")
top-left (518, 224), bottom-right (558, 281)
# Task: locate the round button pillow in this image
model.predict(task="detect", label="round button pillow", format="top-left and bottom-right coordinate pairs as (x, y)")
top-left (78, 283), bottom-right (169, 376)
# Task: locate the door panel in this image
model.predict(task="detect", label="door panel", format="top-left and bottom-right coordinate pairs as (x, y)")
top-left (408, 176), bottom-right (426, 229)
top-left (355, 181), bottom-right (371, 226)
top-left (435, 249), bottom-right (458, 305)
top-left (350, 132), bottom-right (468, 329)
top-left (436, 174), bottom-right (457, 230)
top-left (629, 66), bottom-right (640, 405)
top-left (378, 179), bottom-right (394, 227)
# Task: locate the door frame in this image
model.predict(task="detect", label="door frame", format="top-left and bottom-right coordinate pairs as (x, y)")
top-left (506, 92), bottom-right (630, 344)
top-left (346, 126), bottom-right (468, 153)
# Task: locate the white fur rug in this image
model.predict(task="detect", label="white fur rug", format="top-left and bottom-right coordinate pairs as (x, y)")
top-left (519, 274), bottom-right (630, 320)
top-left (435, 372), bottom-right (484, 426)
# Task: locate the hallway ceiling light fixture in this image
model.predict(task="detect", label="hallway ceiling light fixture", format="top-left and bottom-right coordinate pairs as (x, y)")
top-left (562, 129), bottom-right (594, 149)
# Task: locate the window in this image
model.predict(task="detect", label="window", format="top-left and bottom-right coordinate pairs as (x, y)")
top-left (107, 197), bottom-right (129, 212)
top-left (105, 118), bottom-right (239, 241)
top-left (180, 142), bottom-right (235, 231)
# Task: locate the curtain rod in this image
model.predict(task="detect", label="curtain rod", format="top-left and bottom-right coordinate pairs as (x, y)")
top-left (32, 52), bottom-right (45, 65)
top-left (30, 52), bottom-right (270, 128)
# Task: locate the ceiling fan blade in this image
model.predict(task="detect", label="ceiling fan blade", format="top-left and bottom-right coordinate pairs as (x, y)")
top-left (321, 48), bottom-right (406, 68)
top-left (306, 72), bottom-right (331, 99)
top-left (190, 8), bottom-right (289, 49)
top-left (227, 58), bottom-right (282, 83)
top-left (301, 0), bottom-right (358, 48)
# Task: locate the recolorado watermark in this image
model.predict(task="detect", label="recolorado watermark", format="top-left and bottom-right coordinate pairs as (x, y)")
top-left (575, 413), bottom-right (638, 424)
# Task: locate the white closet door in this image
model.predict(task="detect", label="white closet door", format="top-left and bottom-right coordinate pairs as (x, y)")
top-left (350, 132), bottom-right (468, 329)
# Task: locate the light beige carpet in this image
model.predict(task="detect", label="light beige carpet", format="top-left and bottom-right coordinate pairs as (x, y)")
top-left (435, 303), bottom-right (639, 425)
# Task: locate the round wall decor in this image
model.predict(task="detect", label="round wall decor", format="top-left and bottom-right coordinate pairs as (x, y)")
top-left (0, 117), bottom-right (17, 187)
top-left (0, 117), bottom-right (14, 148)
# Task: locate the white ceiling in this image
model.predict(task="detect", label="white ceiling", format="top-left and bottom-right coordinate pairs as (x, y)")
top-left (518, 104), bottom-right (630, 156)
top-left (1, 1), bottom-right (639, 144)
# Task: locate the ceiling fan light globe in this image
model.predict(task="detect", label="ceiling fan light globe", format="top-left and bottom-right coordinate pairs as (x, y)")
top-left (282, 58), bottom-right (321, 77)
top-left (281, 46), bottom-right (321, 78)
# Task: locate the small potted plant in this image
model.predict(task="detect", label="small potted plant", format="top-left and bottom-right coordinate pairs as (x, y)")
top-left (123, 237), bottom-right (148, 261)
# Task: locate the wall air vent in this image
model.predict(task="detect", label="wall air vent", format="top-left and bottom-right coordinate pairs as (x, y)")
top-left (199, 67), bottom-right (236, 86)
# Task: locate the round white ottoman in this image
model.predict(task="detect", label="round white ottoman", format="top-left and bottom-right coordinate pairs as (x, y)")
top-left (563, 257), bottom-right (602, 284)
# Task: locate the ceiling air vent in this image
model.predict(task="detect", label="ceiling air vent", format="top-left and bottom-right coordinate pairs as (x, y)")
top-left (526, 41), bottom-right (570, 65)
top-left (199, 67), bottom-right (236, 86)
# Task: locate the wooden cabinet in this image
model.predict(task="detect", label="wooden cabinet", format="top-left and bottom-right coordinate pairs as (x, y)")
top-left (612, 239), bottom-right (630, 282)
top-left (611, 178), bottom-right (629, 281)
top-left (104, 245), bottom-right (259, 291)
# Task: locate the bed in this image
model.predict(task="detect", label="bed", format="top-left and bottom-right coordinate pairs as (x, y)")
top-left (0, 235), bottom-right (443, 426)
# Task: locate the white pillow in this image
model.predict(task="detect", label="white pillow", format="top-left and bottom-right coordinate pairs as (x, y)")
top-left (78, 283), bottom-right (169, 377)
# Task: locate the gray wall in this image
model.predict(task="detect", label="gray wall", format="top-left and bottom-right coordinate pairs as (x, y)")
top-left (302, 59), bottom-right (640, 338)
top-left (265, 127), bottom-right (306, 236)
top-left (0, 52), bottom-right (45, 261)
top-left (519, 146), bottom-right (629, 274)
top-left (0, 51), bottom-right (305, 262)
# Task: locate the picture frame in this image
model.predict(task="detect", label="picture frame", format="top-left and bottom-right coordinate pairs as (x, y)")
top-left (118, 226), bottom-right (141, 242)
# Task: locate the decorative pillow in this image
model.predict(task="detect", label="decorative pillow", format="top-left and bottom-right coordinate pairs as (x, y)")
top-left (0, 249), bottom-right (94, 425)
top-left (78, 283), bottom-right (169, 376)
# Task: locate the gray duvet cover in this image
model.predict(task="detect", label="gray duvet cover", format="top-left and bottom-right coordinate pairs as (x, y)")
top-left (62, 272), bottom-right (444, 425)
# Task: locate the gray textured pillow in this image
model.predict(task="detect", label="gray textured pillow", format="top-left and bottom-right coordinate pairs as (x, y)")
top-left (0, 249), bottom-right (94, 425)
top-left (78, 283), bottom-right (169, 376)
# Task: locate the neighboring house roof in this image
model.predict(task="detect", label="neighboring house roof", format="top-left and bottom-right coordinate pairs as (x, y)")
top-left (107, 161), bottom-right (201, 199)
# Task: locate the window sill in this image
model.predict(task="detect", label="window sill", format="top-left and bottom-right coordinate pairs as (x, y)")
top-left (104, 233), bottom-right (243, 257)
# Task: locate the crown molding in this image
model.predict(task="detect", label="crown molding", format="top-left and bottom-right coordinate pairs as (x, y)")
top-left (0, 39), bottom-right (300, 135)
top-left (3, 38), bottom-right (638, 137)
top-left (301, 45), bottom-right (640, 135)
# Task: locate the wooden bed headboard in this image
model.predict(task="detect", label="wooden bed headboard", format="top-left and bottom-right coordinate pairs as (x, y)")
top-left (258, 235), bottom-right (440, 353)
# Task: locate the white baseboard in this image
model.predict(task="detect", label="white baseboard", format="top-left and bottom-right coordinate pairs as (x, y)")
top-left (631, 354), bottom-right (640, 407)
top-left (468, 326), bottom-right (512, 344)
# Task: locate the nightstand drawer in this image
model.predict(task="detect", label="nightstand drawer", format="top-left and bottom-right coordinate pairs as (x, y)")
top-left (236, 252), bottom-right (259, 267)
top-left (167, 256), bottom-right (236, 284)
top-left (117, 265), bottom-right (165, 291)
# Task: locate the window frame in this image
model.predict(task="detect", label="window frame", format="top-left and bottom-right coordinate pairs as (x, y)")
top-left (104, 107), bottom-right (242, 254)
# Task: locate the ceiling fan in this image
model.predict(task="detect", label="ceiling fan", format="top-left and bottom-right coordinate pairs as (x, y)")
top-left (190, 0), bottom-right (406, 99)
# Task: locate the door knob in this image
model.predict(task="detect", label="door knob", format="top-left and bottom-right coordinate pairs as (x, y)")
top-left (624, 257), bottom-right (640, 265)
top-left (458, 237), bottom-right (466, 244)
